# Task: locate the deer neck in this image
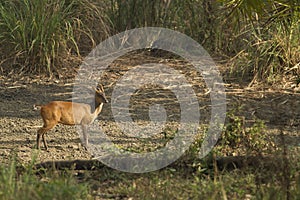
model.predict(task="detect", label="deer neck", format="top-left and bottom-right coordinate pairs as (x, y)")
top-left (92, 102), bottom-right (103, 117)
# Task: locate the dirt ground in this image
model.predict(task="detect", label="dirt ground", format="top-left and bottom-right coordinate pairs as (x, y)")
top-left (0, 53), bottom-right (299, 166)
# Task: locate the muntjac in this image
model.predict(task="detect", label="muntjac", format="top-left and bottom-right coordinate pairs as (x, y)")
top-left (34, 84), bottom-right (108, 150)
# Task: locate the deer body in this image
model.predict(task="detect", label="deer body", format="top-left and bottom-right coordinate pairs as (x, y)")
top-left (35, 85), bottom-right (108, 150)
top-left (40, 101), bottom-right (104, 125)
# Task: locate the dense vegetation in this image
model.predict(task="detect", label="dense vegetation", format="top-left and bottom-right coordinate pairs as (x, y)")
top-left (0, 0), bottom-right (299, 83)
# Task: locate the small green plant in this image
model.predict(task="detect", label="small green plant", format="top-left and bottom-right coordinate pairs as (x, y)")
top-left (219, 107), bottom-right (271, 155)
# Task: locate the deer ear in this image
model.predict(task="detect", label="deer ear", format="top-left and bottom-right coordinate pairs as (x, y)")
top-left (92, 86), bottom-right (98, 92)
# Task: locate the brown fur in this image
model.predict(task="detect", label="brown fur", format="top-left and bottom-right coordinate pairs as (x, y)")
top-left (36, 84), bottom-right (108, 150)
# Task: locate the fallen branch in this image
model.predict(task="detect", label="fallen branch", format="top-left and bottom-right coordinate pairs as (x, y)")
top-left (35, 159), bottom-right (104, 170)
top-left (35, 156), bottom-right (280, 171)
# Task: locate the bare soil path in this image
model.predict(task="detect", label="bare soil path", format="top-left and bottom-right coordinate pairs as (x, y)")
top-left (0, 54), bottom-right (299, 165)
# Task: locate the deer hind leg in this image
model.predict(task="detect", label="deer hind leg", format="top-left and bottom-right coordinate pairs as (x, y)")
top-left (41, 133), bottom-right (48, 150)
top-left (37, 122), bottom-right (56, 150)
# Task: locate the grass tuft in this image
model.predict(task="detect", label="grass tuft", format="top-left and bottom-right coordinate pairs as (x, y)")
top-left (0, 157), bottom-right (90, 200)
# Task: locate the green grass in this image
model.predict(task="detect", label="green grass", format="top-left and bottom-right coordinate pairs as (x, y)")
top-left (0, 158), bottom-right (90, 200)
top-left (62, 157), bottom-right (300, 200)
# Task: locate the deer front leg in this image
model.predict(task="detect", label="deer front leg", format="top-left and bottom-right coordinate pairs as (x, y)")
top-left (36, 130), bottom-right (42, 150)
top-left (81, 124), bottom-right (88, 148)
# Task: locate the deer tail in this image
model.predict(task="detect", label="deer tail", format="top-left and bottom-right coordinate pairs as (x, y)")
top-left (33, 104), bottom-right (42, 111)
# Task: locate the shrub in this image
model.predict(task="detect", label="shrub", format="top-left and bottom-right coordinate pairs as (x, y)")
top-left (219, 107), bottom-right (272, 155)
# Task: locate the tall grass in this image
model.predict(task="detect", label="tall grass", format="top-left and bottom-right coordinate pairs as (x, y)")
top-left (0, 0), bottom-right (109, 74)
top-left (105, 0), bottom-right (221, 51)
top-left (92, 0), bottom-right (300, 82)
top-left (107, 0), bottom-right (300, 83)
top-left (221, 0), bottom-right (300, 83)
top-left (0, 0), bottom-right (298, 82)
